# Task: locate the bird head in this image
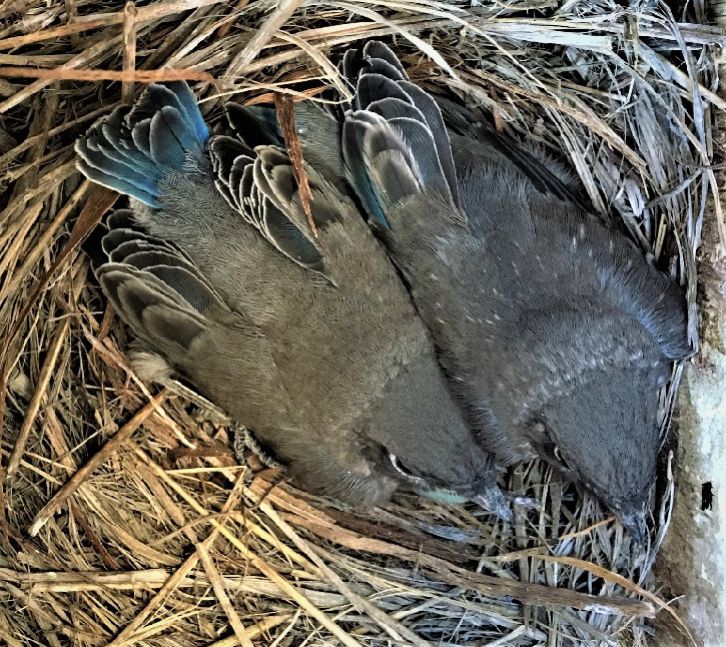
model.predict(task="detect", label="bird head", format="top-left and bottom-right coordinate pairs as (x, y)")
top-left (363, 352), bottom-right (510, 520)
top-left (527, 363), bottom-right (667, 542)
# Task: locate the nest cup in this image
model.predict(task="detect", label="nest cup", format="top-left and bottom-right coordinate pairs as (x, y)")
top-left (0, 1), bottom-right (719, 645)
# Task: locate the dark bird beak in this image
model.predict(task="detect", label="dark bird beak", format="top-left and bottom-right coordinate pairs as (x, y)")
top-left (473, 489), bottom-right (513, 523)
top-left (619, 510), bottom-right (647, 544)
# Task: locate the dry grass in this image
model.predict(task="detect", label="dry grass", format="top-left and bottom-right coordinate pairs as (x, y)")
top-left (0, 0), bottom-right (719, 645)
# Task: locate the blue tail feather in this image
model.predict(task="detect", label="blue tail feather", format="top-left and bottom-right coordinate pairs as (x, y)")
top-left (130, 119), bottom-right (152, 157)
top-left (75, 82), bottom-right (210, 206)
top-left (165, 81), bottom-right (209, 143)
top-left (77, 160), bottom-right (159, 206)
top-left (77, 138), bottom-right (158, 195)
top-left (149, 107), bottom-right (191, 167)
top-left (341, 116), bottom-right (389, 227)
top-left (92, 133), bottom-right (158, 178)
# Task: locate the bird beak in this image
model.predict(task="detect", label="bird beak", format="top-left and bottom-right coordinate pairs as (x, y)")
top-left (618, 510), bottom-right (647, 544)
top-left (473, 489), bottom-right (513, 523)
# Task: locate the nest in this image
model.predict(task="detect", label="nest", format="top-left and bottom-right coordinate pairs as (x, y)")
top-left (0, 1), bottom-right (719, 645)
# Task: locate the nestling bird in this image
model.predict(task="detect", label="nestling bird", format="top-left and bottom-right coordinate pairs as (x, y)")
top-left (341, 41), bottom-right (691, 540)
top-left (75, 81), bottom-right (510, 515)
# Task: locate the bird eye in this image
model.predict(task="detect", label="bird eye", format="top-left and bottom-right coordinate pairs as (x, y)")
top-left (552, 445), bottom-right (571, 470)
top-left (534, 419), bottom-right (572, 471)
top-left (388, 453), bottom-right (425, 484)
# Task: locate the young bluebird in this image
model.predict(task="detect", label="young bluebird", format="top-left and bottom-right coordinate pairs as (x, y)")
top-left (341, 41), bottom-right (690, 540)
top-left (75, 81), bottom-right (510, 516)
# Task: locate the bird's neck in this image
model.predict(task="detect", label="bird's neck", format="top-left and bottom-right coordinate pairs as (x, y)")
top-left (488, 306), bottom-right (662, 427)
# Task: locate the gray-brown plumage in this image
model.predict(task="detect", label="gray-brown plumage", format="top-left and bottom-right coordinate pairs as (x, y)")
top-left (75, 81), bottom-right (510, 514)
top-left (342, 41), bottom-right (691, 539)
